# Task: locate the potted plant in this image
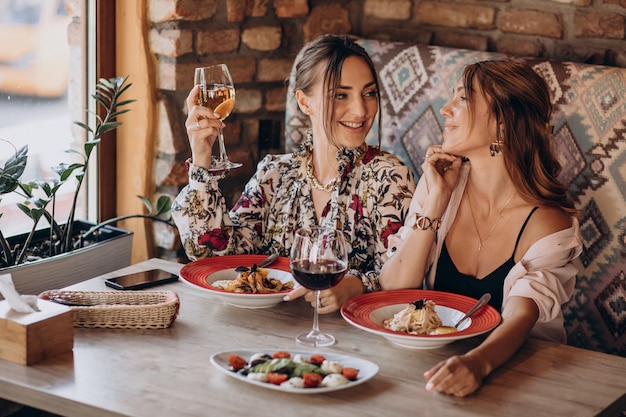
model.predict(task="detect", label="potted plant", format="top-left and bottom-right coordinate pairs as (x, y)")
top-left (0, 77), bottom-right (174, 295)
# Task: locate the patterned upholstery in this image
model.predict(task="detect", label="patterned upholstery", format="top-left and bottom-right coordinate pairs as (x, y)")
top-left (284, 39), bottom-right (626, 356)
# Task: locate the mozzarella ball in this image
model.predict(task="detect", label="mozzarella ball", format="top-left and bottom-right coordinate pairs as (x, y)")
top-left (292, 354), bottom-right (308, 363)
top-left (320, 360), bottom-right (343, 374)
top-left (281, 377), bottom-right (305, 388)
top-left (321, 373), bottom-right (349, 387)
top-left (246, 372), bottom-right (268, 382)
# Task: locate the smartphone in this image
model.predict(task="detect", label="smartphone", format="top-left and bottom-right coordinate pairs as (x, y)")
top-left (105, 269), bottom-right (179, 290)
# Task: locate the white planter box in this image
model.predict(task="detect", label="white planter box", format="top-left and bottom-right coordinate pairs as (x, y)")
top-left (1, 221), bottom-right (133, 296)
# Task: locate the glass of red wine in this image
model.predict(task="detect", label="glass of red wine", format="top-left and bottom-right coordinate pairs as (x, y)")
top-left (290, 226), bottom-right (348, 347)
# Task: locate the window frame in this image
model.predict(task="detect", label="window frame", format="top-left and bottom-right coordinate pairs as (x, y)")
top-left (95, 0), bottom-right (116, 222)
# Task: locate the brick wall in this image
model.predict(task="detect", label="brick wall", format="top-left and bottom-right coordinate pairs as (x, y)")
top-left (147, 0), bottom-right (625, 262)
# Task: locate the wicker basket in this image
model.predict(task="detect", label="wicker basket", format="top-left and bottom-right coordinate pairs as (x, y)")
top-left (39, 290), bottom-right (180, 329)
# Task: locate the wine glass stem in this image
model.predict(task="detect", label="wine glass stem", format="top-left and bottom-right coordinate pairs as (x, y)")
top-left (217, 127), bottom-right (230, 163)
top-left (311, 290), bottom-right (321, 334)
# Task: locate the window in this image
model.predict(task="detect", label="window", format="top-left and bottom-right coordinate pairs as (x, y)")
top-left (0, 0), bottom-right (77, 237)
top-left (0, 0), bottom-right (115, 237)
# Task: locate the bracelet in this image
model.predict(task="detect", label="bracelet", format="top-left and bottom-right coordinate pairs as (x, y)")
top-left (409, 213), bottom-right (441, 232)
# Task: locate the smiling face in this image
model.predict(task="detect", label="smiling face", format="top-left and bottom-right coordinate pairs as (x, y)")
top-left (297, 55), bottom-right (379, 149)
top-left (439, 79), bottom-right (498, 158)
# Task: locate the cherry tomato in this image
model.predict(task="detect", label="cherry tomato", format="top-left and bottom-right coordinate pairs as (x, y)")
top-left (272, 351), bottom-right (291, 359)
top-left (267, 372), bottom-right (289, 385)
top-left (228, 354), bottom-right (247, 371)
top-left (342, 367), bottom-right (359, 380)
top-left (308, 354), bottom-right (326, 365)
top-left (303, 372), bottom-right (323, 388)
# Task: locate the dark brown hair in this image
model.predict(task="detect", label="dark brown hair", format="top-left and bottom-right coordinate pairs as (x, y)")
top-left (462, 60), bottom-right (577, 216)
top-left (293, 34), bottom-right (381, 148)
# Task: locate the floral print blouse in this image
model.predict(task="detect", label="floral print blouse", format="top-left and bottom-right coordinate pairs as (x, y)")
top-left (171, 136), bottom-right (416, 291)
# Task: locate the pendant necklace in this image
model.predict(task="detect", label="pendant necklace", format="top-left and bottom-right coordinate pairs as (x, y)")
top-left (306, 153), bottom-right (337, 192)
top-left (466, 187), bottom-right (516, 251)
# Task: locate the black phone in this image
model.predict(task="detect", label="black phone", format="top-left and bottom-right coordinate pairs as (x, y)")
top-left (105, 269), bottom-right (179, 290)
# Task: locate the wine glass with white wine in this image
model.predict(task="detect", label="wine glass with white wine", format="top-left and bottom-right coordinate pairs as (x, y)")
top-left (194, 64), bottom-right (242, 171)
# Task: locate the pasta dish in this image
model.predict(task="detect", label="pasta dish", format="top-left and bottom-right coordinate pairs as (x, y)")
top-left (383, 299), bottom-right (457, 335)
top-left (213, 266), bottom-right (293, 293)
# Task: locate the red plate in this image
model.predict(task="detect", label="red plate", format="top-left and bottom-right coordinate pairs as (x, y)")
top-left (179, 255), bottom-right (294, 309)
top-left (341, 290), bottom-right (501, 349)
top-left (180, 254), bottom-right (291, 293)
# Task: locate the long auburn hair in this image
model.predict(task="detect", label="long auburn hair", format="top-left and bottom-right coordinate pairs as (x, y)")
top-left (462, 60), bottom-right (577, 216)
top-left (293, 34), bottom-right (381, 148)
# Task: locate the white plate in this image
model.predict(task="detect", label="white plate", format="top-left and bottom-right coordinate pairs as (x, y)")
top-left (210, 349), bottom-right (379, 394)
top-left (179, 255), bottom-right (294, 309)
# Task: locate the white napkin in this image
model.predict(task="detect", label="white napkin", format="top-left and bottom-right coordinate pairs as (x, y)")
top-left (0, 273), bottom-right (39, 313)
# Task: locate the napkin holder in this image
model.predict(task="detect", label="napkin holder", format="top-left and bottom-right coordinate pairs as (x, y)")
top-left (0, 299), bottom-right (74, 365)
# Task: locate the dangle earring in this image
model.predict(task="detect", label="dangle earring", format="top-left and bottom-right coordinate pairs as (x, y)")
top-left (490, 126), bottom-right (504, 157)
top-left (489, 140), bottom-right (503, 157)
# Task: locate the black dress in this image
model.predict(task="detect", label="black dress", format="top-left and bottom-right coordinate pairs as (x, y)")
top-left (433, 207), bottom-right (538, 311)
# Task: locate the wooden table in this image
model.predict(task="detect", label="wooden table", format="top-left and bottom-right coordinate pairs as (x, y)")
top-left (0, 258), bottom-right (624, 417)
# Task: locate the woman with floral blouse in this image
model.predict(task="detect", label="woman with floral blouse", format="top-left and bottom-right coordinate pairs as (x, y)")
top-left (172, 34), bottom-right (416, 313)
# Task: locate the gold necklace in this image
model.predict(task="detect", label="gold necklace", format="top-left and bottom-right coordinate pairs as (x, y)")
top-left (466, 188), bottom-right (516, 251)
top-left (306, 154), bottom-right (337, 192)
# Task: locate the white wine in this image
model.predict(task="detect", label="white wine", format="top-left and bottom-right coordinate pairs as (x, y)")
top-left (193, 64), bottom-right (242, 170)
top-left (198, 85), bottom-right (235, 121)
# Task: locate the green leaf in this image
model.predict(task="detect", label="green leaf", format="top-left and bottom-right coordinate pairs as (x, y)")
top-left (29, 207), bottom-right (46, 222)
top-left (58, 164), bottom-right (84, 181)
top-left (98, 122), bottom-right (122, 135)
top-left (85, 141), bottom-right (99, 156)
top-left (117, 80), bottom-right (132, 94)
top-left (93, 95), bottom-right (109, 108)
top-left (115, 99), bottom-right (136, 107)
top-left (21, 182), bottom-right (34, 194)
top-left (17, 203), bottom-right (33, 218)
top-left (73, 121), bottom-right (94, 134)
top-left (99, 77), bottom-right (115, 89)
top-left (0, 145), bottom-right (28, 194)
top-left (109, 109), bottom-right (132, 119)
top-left (82, 110), bottom-right (103, 123)
top-left (138, 195), bottom-right (153, 212)
top-left (40, 182), bottom-right (53, 195)
top-left (28, 197), bottom-right (50, 208)
top-left (155, 195), bottom-right (172, 216)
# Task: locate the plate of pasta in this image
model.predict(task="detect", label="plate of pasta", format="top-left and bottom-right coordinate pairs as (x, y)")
top-left (179, 255), bottom-right (295, 308)
top-left (341, 290), bottom-right (501, 349)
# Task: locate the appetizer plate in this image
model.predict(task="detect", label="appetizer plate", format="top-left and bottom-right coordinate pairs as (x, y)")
top-left (210, 349), bottom-right (379, 394)
top-left (341, 290), bottom-right (501, 349)
top-left (179, 255), bottom-right (294, 308)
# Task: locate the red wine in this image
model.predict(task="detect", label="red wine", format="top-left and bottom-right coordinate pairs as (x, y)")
top-left (290, 259), bottom-right (347, 290)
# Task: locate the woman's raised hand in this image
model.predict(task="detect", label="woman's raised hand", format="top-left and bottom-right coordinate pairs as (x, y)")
top-left (421, 145), bottom-right (462, 205)
top-left (185, 85), bottom-right (225, 169)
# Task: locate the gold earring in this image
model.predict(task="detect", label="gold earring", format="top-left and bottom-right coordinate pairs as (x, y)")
top-left (489, 140), bottom-right (503, 157)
